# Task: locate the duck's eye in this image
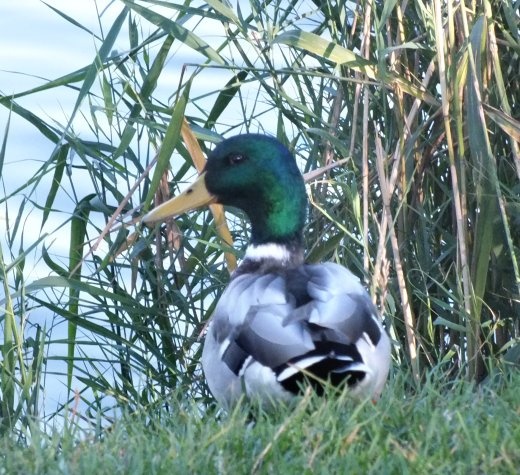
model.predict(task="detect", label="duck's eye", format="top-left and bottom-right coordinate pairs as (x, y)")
top-left (228, 153), bottom-right (246, 165)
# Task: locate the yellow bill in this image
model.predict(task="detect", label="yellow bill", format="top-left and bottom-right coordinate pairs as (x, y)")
top-left (142, 172), bottom-right (217, 224)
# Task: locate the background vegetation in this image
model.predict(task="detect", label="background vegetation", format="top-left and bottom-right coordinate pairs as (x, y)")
top-left (0, 0), bottom-right (519, 452)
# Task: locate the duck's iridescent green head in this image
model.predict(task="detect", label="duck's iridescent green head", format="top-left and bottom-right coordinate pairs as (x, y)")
top-left (143, 134), bottom-right (307, 246)
top-left (205, 134), bottom-right (307, 244)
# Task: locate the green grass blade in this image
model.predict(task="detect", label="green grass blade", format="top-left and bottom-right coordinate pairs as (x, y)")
top-left (42, 1), bottom-right (101, 39)
top-left (143, 82), bottom-right (191, 209)
top-left (466, 16), bottom-right (496, 309)
top-left (139, 34), bottom-right (175, 99)
top-left (66, 7), bottom-right (128, 129)
top-left (204, 0), bottom-right (241, 25)
top-left (273, 30), bottom-right (438, 106)
top-left (0, 109), bottom-right (10, 177)
top-left (274, 30), bottom-right (377, 77)
top-left (205, 71), bottom-right (248, 128)
top-left (0, 246), bottom-right (16, 434)
top-left (41, 144), bottom-right (68, 229)
top-left (0, 97), bottom-right (59, 143)
top-left (114, 34), bottom-right (175, 160)
top-left (482, 104), bottom-right (520, 142)
top-left (66, 197), bottom-right (91, 391)
top-left (123, 0), bottom-right (225, 65)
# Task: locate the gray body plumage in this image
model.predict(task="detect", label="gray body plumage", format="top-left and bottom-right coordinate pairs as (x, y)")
top-left (202, 258), bottom-right (391, 408)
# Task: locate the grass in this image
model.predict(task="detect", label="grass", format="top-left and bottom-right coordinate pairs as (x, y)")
top-left (2, 369), bottom-right (519, 474)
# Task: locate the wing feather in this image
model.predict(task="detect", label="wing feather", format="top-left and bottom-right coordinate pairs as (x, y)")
top-left (204, 261), bottom-right (389, 404)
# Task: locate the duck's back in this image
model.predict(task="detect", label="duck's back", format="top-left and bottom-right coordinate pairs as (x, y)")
top-left (202, 262), bottom-right (391, 407)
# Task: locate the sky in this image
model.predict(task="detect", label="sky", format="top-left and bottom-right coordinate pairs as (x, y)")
top-left (1, 1), bottom-right (119, 200)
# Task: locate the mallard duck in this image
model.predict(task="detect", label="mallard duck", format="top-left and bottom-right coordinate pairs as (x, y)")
top-left (143, 134), bottom-right (391, 407)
